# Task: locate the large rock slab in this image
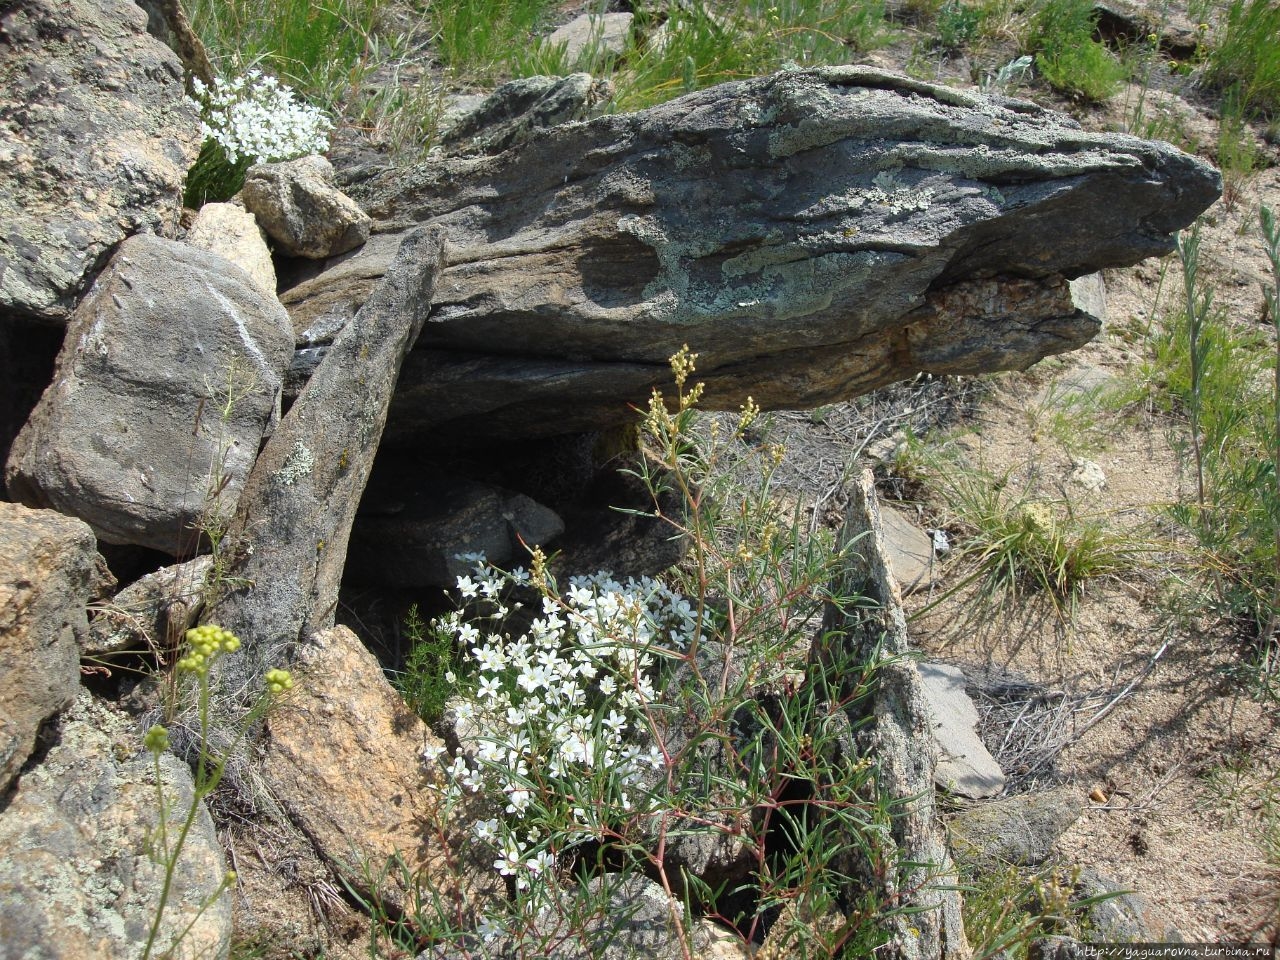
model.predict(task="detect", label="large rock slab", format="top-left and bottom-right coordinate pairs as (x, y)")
top-left (0, 0), bottom-right (200, 323)
top-left (290, 67), bottom-right (1218, 443)
top-left (0, 691), bottom-right (231, 960)
top-left (206, 229), bottom-right (443, 688)
top-left (5, 235), bottom-right (294, 554)
top-left (0, 502), bottom-right (112, 791)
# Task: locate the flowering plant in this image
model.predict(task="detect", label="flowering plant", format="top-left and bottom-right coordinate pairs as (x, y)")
top-left (184, 70), bottom-right (331, 207)
top-left (191, 70), bottom-right (332, 165)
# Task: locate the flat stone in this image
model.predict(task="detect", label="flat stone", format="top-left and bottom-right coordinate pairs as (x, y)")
top-left (879, 505), bottom-right (938, 594)
top-left (918, 662), bottom-right (1006, 799)
top-left (545, 12), bottom-right (633, 63)
top-left (185, 201), bottom-right (277, 297)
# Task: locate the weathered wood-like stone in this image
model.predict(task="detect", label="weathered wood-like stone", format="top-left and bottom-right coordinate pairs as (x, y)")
top-left (205, 228), bottom-right (443, 684)
top-left (287, 67), bottom-right (1218, 443)
top-left (815, 470), bottom-right (969, 960)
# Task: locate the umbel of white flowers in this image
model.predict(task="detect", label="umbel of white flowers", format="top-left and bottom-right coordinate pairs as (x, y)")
top-left (191, 70), bottom-right (332, 165)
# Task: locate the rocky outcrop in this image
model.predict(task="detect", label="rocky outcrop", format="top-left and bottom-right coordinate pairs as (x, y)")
top-left (0, 502), bottom-right (112, 791)
top-left (0, 691), bottom-right (231, 960)
top-left (284, 67), bottom-right (1219, 443)
top-left (438, 73), bottom-right (614, 156)
top-left (545, 13), bottom-right (634, 64)
top-left (5, 235), bottom-right (294, 554)
top-left (816, 470), bottom-right (969, 960)
top-left (241, 157), bottom-right (371, 260)
top-left (0, 0), bottom-right (200, 323)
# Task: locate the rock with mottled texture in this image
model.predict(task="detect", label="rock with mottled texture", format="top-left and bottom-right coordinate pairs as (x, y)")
top-left (262, 625), bottom-right (498, 913)
top-left (948, 786), bottom-right (1084, 867)
top-left (5, 235), bottom-right (293, 554)
top-left (85, 555), bottom-right (211, 660)
top-left (240, 156), bottom-right (371, 259)
top-left (295, 67), bottom-right (1218, 443)
top-left (185, 202), bottom-right (277, 296)
top-left (0, 691), bottom-right (231, 960)
top-left (815, 471), bottom-right (969, 960)
top-left (0, 502), bottom-right (112, 791)
top-left (438, 73), bottom-right (614, 156)
top-left (0, 0), bottom-right (200, 323)
top-left (545, 13), bottom-right (633, 63)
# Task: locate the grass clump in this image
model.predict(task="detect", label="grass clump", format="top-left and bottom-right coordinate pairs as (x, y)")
top-left (1202, 0), bottom-right (1280, 120)
top-left (1024, 0), bottom-right (1127, 101)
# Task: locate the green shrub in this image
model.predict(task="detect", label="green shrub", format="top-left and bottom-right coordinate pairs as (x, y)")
top-left (1202, 0), bottom-right (1280, 119)
top-left (1025, 0), bottom-right (1127, 101)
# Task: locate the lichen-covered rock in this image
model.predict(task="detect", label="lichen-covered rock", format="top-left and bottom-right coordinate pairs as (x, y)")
top-left (439, 73), bottom-right (613, 155)
top-left (0, 0), bottom-right (200, 322)
top-left (0, 691), bottom-right (231, 960)
top-left (240, 156), bottom-right (371, 259)
top-left (185, 202), bottom-right (277, 297)
top-left (947, 786), bottom-right (1084, 867)
top-left (5, 234), bottom-right (293, 554)
top-left (0, 502), bottom-right (112, 791)
top-left (304, 67), bottom-right (1218, 444)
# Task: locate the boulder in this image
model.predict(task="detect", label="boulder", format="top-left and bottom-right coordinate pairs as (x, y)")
top-left (438, 73), bottom-right (614, 156)
top-left (347, 466), bottom-right (564, 588)
top-left (0, 0), bottom-right (200, 323)
top-left (185, 202), bottom-right (277, 296)
top-left (297, 67), bottom-right (1218, 443)
top-left (262, 625), bottom-right (497, 913)
top-left (545, 13), bottom-right (634, 64)
top-left (5, 235), bottom-right (294, 554)
top-left (919, 662), bottom-right (1007, 799)
top-left (947, 785), bottom-right (1084, 867)
top-left (85, 555), bottom-right (212, 661)
top-left (0, 691), bottom-right (231, 960)
top-left (240, 156), bottom-right (371, 259)
top-left (0, 502), bottom-right (112, 791)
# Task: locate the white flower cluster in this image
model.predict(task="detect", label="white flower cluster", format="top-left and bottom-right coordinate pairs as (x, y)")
top-left (191, 70), bottom-right (332, 165)
top-left (422, 559), bottom-right (699, 905)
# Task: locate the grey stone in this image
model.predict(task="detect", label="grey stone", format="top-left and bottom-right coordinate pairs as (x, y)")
top-left (0, 502), bottom-right (112, 791)
top-left (948, 786), bottom-right (1084, 867)
top-left (85, 555), bottom-right (212, 660)
top-left (205, 228), bottom-right (444, 692)
top-left (309, 67), bottom-right (1218, 443)
top-left (545, 13), bottom-right (634, 64)
top-left (241, 156), bottom-right (372, 259)
top-left (5, 235), bottom-right (294, 554)
top-left (1075, 868), bottom-right (1157, 942)
top-left (880, 504), bottom-right (938, 594)
top-left (1067, 457), bottom-right (1107, 493)
top-left (185, 202), bottom-right (277, 297)
top-left (0, 0), bottom-right (200, 323)
top-left (0, 691), bottom-right (231, 960)
top-left (439, 73), bottom-right (614, 156)
top-left (814, 471), bottom-right (969, 960)
top-left (919, 662), bottom-right (1006, 799)
top-left (348, 467), bottom-right (564, 588)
